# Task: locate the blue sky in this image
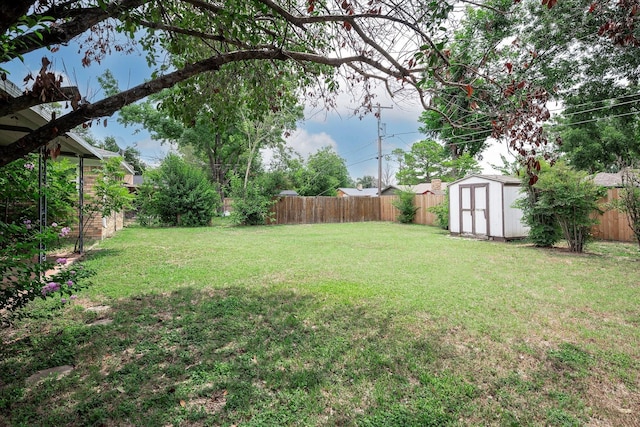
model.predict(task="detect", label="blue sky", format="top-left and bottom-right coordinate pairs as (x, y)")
top-left (4, 38), bottom-right (509, 181)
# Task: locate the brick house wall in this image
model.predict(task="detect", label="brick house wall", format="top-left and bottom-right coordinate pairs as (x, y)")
top-left (81, 165), bottom-right (126, 240)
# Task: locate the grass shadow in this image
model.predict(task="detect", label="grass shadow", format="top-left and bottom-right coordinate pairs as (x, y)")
top-left (0, 287), bottom-right (476, 426)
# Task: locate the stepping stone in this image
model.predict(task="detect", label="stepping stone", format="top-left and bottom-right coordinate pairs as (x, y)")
top-left (89, 319), bottom-right (113, 326)
top-left (85, 305), bottom-right (111, 313)
top-left (26, 365), bottom-right (74, 385)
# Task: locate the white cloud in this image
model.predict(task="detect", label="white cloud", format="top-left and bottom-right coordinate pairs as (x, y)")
top-left (286, 128), bottom-right (338, 158)
top-left (261, 129), bottom-right (338, 169)
top-left (479, 138), bottom-right (515, 174)
top-left (130, 137), bottom-right (176, 167)
top-left (304, 77), bottom-right (423, 125)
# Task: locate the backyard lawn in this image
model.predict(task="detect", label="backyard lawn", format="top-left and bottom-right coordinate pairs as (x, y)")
top-left (1, 222), bottom-right (639, 426)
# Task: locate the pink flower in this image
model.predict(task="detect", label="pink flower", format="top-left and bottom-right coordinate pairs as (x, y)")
top-left (70, 295), bottom-right (77, 300)
top-left (24, 163), bottom-right (34, 171)
top-left (67, 280), bottom-right (74, 287)
top-left (41, 281), bottom-right (60, 295)
top-left (56, 258), bottom-right (67, 265)
top-left (51, 222), bottom-right (58, 228)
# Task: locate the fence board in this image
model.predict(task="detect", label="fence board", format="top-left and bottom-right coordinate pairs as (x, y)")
top-left (591, 188), bottom-right (635, 242)
top-left (272, 194), bottom-right (443, 226)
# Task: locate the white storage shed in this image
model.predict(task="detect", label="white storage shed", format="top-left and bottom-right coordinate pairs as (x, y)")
top-left (449, 175), bottom-right (529, 240)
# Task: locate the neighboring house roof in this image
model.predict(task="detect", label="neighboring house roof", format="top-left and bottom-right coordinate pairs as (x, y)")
top-left (0, 79), bottom-right (101, 160)
top-left (450, 174), bottom-right (522, 186)
top-left (592, 172), bottom-right (623, 187)
top-left (382, 182), bottom-right (448, 195)
top-left (92, 147), bottom-right (136, 175)
top-left (278, 190), bottom-right (299, 196)
top-left (132, 175), bottom-right (145, 186)
top-left (338, 187), bottom-right (379, 197)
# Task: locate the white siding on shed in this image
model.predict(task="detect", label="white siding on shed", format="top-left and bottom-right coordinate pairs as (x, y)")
top-left (449, 175), bottom-right (529, 240)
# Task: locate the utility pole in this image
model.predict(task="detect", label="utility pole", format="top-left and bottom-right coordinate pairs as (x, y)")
top-left (377, 104), bottom-right (393, 195)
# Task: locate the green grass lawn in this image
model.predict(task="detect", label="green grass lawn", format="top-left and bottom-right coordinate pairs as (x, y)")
top-left (1, 222), bottom-right (639, 426)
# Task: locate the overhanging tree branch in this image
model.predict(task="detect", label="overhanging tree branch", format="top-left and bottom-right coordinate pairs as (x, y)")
top-left (0, 86), bottom-right (80, 117)
top-left (0, 48), bottom-right (381, 166)
top-left (4, 0), bottom-right (150, 61)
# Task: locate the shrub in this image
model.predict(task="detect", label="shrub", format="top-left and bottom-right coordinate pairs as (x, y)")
top-left (428, 192), bottom-right (449, 229)
top-left (1, 242), bottom-right (93, 325)
top-left (139, 154), bottom-right (220, 227)
top-left (515, 162), bottom-right (563, 247)
top-left (229, 174), bottom-right (276, 226)
top-left (517, 186), bottom-right (562, 247)
top-left (534, 163), bottom-right (606, 252)
top-left (0, 157), bottom-right (93, 324)
top-left (615, 168), bottom-right (640, 248)
top-left (392, 190), bottom-right (419, 224)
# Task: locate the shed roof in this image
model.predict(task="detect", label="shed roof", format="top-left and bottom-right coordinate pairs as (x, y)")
top-left (450, 174), bottom-right (522, 186)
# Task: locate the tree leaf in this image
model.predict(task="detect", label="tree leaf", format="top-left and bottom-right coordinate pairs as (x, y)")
top-left (465, 84), bottom-right (473, 98)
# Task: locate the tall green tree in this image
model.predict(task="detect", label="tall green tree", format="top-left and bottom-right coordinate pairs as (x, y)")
top-left (416, 0), bottom-right (512, 160)
top-left (395, 140), bottom-right (448, 185)
top-left (356, 175), bottom-right (377, 188)
top-left (394, 140), bottom-right (481, 184)
top-left (295, 146), bottom-right (351, 197)
top-left (120, 99), bottom-right (302, 198)
top-left (92, 135), bottom-right (147, 174)
top-left (552, 96), bottom-right (640, 172)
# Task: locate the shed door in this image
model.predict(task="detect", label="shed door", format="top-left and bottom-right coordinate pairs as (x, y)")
top-left (459, 184), bottom-right (489, 236)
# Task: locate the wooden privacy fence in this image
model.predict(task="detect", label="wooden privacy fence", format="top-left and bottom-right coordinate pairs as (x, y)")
top-left (591, 188), bottom-right (636, 243)
top-left (268, 190), bottom-right (636, 243)
top-left (271, 196), bottom-right (380, 224)
top-left (379, 195), bottom-right (445, 225)
top-left (270, 194), bottom-right (445, 226)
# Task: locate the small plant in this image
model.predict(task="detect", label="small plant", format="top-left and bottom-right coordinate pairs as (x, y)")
top-left (428, 192), bottom-right (449, 229)
top-left (515, 161), bottom-right (562, 247)
top-left (392, 190), bottom-right (419, 224)
top-left (613, 168), bottom-right (640, 249)
top-left (1, 222), bottom-right (93, 325)
top-left (78, 156), bottom-right (134, 249)
top-left (229, 174), bottom-right (275, 226)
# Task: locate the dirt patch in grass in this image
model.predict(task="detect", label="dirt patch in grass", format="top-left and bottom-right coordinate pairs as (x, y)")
top-left (586, 378), bottom-right (638, 426)
top-left (185, 389), bottom-right (227, 414)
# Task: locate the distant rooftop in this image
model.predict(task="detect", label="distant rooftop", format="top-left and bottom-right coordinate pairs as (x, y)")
top-left (592, 172), bottom-right (623, 187)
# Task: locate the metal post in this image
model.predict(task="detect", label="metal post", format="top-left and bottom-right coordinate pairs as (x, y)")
top-left (38, 146), bottom-right (47, 265)
top-left (376, 104), bottom-right (393, 195)
top-left (78, 156), bottom-right (84, 253)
